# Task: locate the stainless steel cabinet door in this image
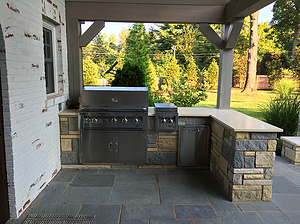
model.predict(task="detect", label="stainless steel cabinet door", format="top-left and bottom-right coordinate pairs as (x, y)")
top-left (178, 125), bottom-right (210, 167)
top-left (80, 131), bottom-right (114, 163)
top-left (113, 132), bottom-right (147, 164)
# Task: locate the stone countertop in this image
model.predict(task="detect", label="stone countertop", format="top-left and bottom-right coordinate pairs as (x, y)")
top-left (59, 107), bottom-right (283, 133)
top-left (281, 136), bottom-right (300, 146)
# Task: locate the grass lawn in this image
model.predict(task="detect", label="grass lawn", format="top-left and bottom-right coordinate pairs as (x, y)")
top-left (195, 89), bottom-right (278, 121)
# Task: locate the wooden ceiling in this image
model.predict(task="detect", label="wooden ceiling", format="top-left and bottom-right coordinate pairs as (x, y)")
top-left (65, 0), bottom-right (274, 23)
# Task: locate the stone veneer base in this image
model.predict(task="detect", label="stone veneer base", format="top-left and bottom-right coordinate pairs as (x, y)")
top-left (59, 110), bottom-right (280, 202)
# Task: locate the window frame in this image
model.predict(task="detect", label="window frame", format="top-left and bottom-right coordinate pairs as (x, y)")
top-left (43, 20), bottom-right (57, 96)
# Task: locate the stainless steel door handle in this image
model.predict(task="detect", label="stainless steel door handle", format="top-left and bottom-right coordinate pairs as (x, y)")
top-left (109, 142), bottom-right (113, 152)
top-left (115, 141), bottom-right (119, 152)
top-left (189, 129), bottom-right (200, 133)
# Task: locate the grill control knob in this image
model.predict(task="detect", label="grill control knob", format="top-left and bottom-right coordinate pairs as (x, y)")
top-left (132, 117), bottom-right (139, 123)
top-left (122, 117), bottom-right (128, 123)
top-left (92, 117), bottom-right (98, 123)
top-left (161, 118), bottom-right (167, 123)
top-left (168, 118), bottom-right (174, 123)
top-left (85, 117), bottom-right (91, 123)
top-left (111, 117), bottom-right (117, 123)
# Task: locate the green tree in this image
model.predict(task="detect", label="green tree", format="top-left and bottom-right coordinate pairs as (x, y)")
top-left (233, 51), bottom-right (248, 87)
top-left (125, 23), bottom-right (150, 74)
top-left (83, 56), bottom-right (100, 86)
top-left (164, 57), bottom-right (181, 88)
top-left (271, 0), bottom-right (300, 57)
top-left (184, 56), bottom-right (199, 86)
top-left (203, 59), bottom-right (219, 89)
top-left (111, 61), bottom-right (145, 87)
top-left (148, 61), bottom-right (158, 91)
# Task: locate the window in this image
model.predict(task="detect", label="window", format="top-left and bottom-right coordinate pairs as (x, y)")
top-left (43, 26), bottom-right (55, 94)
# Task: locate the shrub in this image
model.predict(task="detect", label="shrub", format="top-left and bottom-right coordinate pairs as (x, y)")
top-left (257, 53), bottom-right (289, 88)
top-left (203, 59), bottom-right (219, 89)
top-left (111, 61), bottom-right (145, 87)
top-left (168, 82), bottom-right (207, 107)
top-left (274, 76), bottom-right (297, 99)
top-left (82, 57), bottom-right (100, 86)
top-left (262, 94), bottom-right (300, 136)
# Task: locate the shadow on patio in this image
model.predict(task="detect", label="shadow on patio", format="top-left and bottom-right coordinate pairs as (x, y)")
top-left (7, 156), bottom-right (300, 224)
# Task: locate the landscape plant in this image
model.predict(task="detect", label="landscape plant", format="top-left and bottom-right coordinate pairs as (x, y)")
top-left (274, 76), bottom-right (298, 99)
top-left (262, 94), bottom-right (300, 136)
top-left (203, 59), bottom-right (219, 89)
top-left (168, 82), bottom-right (207, 107)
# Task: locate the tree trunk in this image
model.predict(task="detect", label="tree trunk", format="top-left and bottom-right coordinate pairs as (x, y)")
top-left (291, 25), bottom-right (300, 60)
top-left (243, 11), bottom-right (259, 93)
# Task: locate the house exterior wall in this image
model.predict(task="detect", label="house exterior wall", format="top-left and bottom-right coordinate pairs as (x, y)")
top-left (0, 0), bottom-right (68, 219)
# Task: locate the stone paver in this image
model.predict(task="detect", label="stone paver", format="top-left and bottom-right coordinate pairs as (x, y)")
top-left (7, 156), bottom-right (300, 224)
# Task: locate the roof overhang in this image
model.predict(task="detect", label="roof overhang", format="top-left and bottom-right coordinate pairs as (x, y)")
top-left (65, 0), bottom-right (275, 23)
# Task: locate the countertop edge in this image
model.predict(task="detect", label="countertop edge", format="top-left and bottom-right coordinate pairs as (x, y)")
top-left (59, 107), bottom-right (283, 133)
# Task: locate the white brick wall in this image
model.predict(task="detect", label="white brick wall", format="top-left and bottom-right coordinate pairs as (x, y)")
top-left (0, 0), bottom-right (68, 219)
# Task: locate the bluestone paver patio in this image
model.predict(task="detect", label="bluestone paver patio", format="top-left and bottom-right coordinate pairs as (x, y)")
top-left (7, 156), bottom-right (300, 224)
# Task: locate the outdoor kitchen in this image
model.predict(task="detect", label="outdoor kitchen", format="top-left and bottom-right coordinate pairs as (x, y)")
top-left (59, 86), bottom-right (282, 202)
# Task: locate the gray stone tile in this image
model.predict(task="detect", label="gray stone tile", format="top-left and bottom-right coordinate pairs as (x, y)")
top-left (147, 152), bottom-right (177, 165)
top-left (272, 194), bottom-right (300, 212)
top-left (121, 205), bottom-right (175, 219)
top-left (175, 205), bottom-right (217, 219)
top-left (251, 132), bottom-right (277, 140)
top-left (150, 220), bottom-right (191, 224)
top-left (284, 212), bottom-right (300, 224)
top-left (158, 175), bottom-right (191, 188)
top-left (14, 204), bottom-right (82, 224)
top-left (217, 212), bottom-right (264, 224)
top-left (110, 184), bottom-right (159, 204)
top-left (69, 117), bottom-right (78, 131)
top-left (72, 138), bottom-right (79, 152)
top-left (51, 174), bottom-right (76, 183)
top-left (121, 219), bottom-right (148, 224)
top-left (79, 204), bottom-right (121, 224)
top-left (58, 187), bottom-right (112, 204)
top-left (80, 169), bottom-right (99, 174)
top-left (138, 169), bottom-right (167, 175)
top-left (160, 187), bottom-right (210, 204)
top-left (98, 169), bottom-right (137, 174)
top-left (206, 192), bottom-right (240, 212)
top-left (273, 161), bottom-right (300, 177)
top-left (192, 220), bottom-right (221, 224)
top-left (237, 202), bottom-right (279, 211)
top-left (116, 174), bottom-right (157, 184)
top-left (31, 182), bottom-right (69, 204)
top-left (166, 169), bottom-right (207, 175)
top-left (286, 176), bottom-right (300, 188)
top-left (71, 174), bottom-right (115, 187)
top-left (257, 212), bottom-right (292, 224)
top-left (60, 122), bottom-right (68, 134)
top-left (272, 176), bottom-right (300, 194)
top-left (61, 152), bottom-right (79, 165)
top-left (59, 169), bottom-right (80, 174)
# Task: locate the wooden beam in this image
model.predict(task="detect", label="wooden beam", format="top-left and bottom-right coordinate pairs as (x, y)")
top-left (225, 0), bottom-right (275, 22)
top-left (66, 2), bottom-right (225, 23)
top-left (198, 24), bottom-right (224, 49)
top-left (79, 21), bottom-right (105, 47)
top-left (67, 19), bottom-right (82, 107)
top-left (224, 17), bottom-right (244, 49)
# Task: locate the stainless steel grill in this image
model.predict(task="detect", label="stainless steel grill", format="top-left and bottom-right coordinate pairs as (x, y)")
top-left (79, 86), bottom-right (148, 164)
top-left (154, 103), bottom-right (178, 132)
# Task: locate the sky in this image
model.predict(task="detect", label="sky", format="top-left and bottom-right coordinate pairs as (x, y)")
top-left (81, 2), bottom-right (274, 42)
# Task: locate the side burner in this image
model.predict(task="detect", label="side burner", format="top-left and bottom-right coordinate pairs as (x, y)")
top-left (154, 103), bottom-right (178, 132)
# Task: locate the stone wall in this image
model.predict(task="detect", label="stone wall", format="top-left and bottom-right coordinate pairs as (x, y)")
top-left (60, 115), bottom-right (79, 164)
top-left (210, 120), bottom-right (277, 201)
top-left (59, 115), bottom-right (210, 167)
top-left (281, 137), bottom-right (300, 164)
